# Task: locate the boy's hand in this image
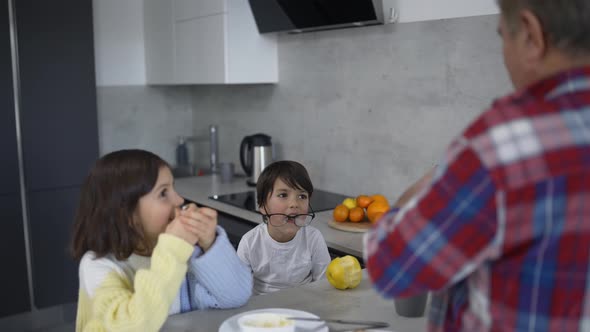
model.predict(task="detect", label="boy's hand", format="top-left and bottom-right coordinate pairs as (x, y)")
top-left (179, 204), bottom-right (218, 252)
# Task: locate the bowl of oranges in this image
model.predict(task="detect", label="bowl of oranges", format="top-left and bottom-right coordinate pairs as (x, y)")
top-left (330, 194), bottom-right (391, 232)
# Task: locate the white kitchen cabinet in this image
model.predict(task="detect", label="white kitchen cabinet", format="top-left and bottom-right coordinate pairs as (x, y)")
top-left (175, 14), bottom-right (226, 83)
top-left (144, 0), bottom-right (278, 84)
top-left (173, 0), bottom-right (225, 21)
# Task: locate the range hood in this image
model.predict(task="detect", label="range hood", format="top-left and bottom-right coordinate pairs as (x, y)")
top-left (248, 0), bottom-right (397, 34)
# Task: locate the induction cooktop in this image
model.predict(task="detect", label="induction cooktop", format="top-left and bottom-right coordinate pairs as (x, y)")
top-left (210, 189), bottom-right (348, 213)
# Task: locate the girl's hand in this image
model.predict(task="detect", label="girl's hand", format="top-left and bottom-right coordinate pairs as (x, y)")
top-left (179, 204), bottom-right (218, 252)
top-left (165, 211), bottom-right (199, 246)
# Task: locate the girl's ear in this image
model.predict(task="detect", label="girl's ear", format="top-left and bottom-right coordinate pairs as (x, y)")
top-left (129, 211), bottom-right (142, 237)
top-left (130, 210), bottom-right (146, 242)
top-left (130, 209), bottom-right (139, 227)
top-left (129, 212), bottom-right (151, 256)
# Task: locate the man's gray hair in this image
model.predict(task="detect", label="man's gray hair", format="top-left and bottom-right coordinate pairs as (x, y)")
top-left (498, 0), bottom-right (590, 57)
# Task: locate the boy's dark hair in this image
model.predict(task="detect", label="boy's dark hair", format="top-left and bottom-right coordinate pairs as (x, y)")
top-left (71, 149), bottom-right (169, 261)
top-left (256, 160), bottom-right (314, 209)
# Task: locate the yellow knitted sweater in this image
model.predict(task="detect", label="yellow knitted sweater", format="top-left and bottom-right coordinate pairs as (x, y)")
top-left (75, 234), bottom-right (194, 332)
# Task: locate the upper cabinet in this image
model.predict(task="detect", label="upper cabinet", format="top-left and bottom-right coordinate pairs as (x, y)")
top-left (174, 0), bottom-right (225, 20)
top-left (144, 0), bottom-right (278, 85)
top-left (396, 0), bottom-right (498, 23)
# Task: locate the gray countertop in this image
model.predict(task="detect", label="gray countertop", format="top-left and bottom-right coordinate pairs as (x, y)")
top-left (162, 270), bottom-right (427, 331)
top-left (175, 175), bottom-right (365, 257)
top-left (171, 175), bottom-right (428, 331)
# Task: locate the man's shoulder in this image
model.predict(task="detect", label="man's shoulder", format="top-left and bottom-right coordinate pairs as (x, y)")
top-left (463, 94), bottom-right (530, 139)
top-left (462, 78), bottom-right (583, 141)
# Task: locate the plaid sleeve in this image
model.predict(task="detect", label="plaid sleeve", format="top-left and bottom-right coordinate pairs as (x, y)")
top-left (365, 137), bottom-right (500, 298)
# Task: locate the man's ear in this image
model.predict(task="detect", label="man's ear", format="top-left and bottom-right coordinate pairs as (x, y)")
top-left (519, 9), bottom-right (548, 64)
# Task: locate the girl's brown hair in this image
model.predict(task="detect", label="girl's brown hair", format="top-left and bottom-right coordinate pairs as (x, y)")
top-left (71, 149), bottom-right (169, 260)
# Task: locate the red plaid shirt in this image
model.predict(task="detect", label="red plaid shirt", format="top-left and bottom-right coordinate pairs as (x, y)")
top-left (365, 66), bottom-right (590, 331)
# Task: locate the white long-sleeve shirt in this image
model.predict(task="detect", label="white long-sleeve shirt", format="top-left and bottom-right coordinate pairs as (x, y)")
top-left (237, 224), bottom-right (331, 295)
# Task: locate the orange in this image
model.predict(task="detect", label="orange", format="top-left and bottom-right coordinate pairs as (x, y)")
top-left (333, 204), bottom-right (349, 222)
top-left (356, 195), bottom-right (373, 209)
top-left (371, 194), bottom-right (390, 206)
top-left (370, 211), bottom-right (386, 224)
top-left (367, 201), bottom-right (390, 223)
top-left (348, 207), bottom-right (365, 223)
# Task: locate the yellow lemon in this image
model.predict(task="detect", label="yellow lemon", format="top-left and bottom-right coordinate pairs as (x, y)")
top-left (342, 197), bottom-right (357, 209)
top-left (326, 255), bottom-right (362, 290)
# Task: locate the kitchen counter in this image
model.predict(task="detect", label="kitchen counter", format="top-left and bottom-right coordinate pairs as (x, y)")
top-left (162, 270), bottom-right (427, 331)
top-left (175, 175), bottom-right (365, 258)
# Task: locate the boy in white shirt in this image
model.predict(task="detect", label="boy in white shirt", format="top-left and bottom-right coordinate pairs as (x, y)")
top-left (237, 161), bottom-right (331, 295)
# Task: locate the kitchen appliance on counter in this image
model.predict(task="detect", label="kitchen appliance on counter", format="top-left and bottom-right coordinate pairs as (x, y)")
top-left (240, 133), bottom-right (272, 186)
top-left (173, 125), bottom-right (219, 178)
top-left (210, 189), bottom-right (349, 213)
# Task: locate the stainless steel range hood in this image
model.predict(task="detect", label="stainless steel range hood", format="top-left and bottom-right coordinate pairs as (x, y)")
top-left (248, 0), bottom-right (397, 34)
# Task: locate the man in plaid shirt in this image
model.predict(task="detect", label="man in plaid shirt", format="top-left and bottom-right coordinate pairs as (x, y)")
top-left (364, 1), bottom-right (590, 331)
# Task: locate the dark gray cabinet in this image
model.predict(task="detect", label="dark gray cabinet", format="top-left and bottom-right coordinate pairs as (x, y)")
top-left (28, 187), bottom-right (82, 308)
top-left (0, 1), bottom-right (19, 197)
top-left (0, 194), bottom-right (31, 317)
top-left (1, 0), bottom-right (98, 317)
top-left (16, 0), bottom-right (99, 191)
top-left (0, 0), bottom-right (30, 318)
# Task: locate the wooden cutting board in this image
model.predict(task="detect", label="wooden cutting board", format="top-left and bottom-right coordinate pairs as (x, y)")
top-left (328, 219), bottom-right (372, 233)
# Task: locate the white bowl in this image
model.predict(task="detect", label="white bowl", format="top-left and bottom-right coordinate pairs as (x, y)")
top-left (237, 312), bottom-right (295, 332)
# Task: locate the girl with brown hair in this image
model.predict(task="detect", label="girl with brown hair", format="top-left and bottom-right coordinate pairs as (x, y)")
top-left (71, 149), bottom-right (251, 331)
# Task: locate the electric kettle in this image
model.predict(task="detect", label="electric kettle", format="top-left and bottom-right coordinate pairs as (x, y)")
top-left (240, 133), bottom-right (272, 186)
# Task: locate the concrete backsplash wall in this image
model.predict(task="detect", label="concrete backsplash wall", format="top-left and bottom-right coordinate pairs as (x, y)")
top-left (189, 14), bottom-right (512, 200)
top-left (94, 15), bottom-right (511, 200)
top-left (96, 86), bottom-right (193, 163)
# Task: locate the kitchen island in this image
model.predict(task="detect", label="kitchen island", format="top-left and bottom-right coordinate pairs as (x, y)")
top-left (162, 270), bottom-right (427, 331)
top-left (172, 175), bottom-right (428, 331)
top-left (175, 175), bottom-right (365, 258)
